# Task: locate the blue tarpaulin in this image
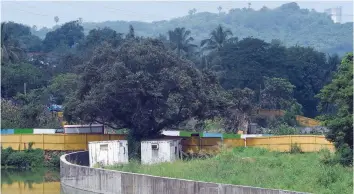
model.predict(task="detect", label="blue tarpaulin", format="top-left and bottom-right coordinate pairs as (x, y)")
top-left (0, 129), bottom-right (14, 134)
top-left (48, 104), bottom-right (63, 112)
top-left (202, 132), bottom-right (223, 138)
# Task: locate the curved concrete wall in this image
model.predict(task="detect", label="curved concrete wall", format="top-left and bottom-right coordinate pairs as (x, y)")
top-left (60, 151), bottom-right (308, 194)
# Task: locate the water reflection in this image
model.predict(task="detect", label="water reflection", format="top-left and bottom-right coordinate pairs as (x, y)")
top-left (1, 168), bottom-right (60, 194)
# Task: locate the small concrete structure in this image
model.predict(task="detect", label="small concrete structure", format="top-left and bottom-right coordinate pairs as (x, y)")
top-left (88, 140), bottom-right (128, 167)
top-left (141, 139), bottom-right (182, 165)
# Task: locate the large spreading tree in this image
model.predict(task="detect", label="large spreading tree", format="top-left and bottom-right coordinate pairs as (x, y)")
top-left (64, 38), bottom-right (229, 158)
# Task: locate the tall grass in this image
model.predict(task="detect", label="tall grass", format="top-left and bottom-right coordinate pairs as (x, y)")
top-left (107, 147), bottom-right (353, 194)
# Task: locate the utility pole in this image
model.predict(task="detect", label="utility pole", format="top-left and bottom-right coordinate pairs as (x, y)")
top-left (24, 83), bottom-right (27, 96)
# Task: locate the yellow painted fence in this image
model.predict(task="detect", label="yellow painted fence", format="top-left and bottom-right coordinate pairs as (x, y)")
top-left (1, 134), bottom-right (334, 153)
top-left (181, 135), bottom-right (335, 153)
top-left (1, 134), bottom-right (125, 151)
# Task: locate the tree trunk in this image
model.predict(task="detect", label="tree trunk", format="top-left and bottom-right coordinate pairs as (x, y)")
top-left (177, 47), bottom-right (181, 58)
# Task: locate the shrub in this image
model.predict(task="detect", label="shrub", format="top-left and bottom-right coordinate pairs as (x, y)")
top-left (320, 145), bottom-right (353, 166)
top-left (26, 149), bottom-right (44, 167)
top-left (6, 152), bottom-right (30, 168)
top-left (319, 149), bottom-right (338, 166)
top-left (45, 151), bottom-right (65, 167)
top-left (271, 123), bottom-right (300, 135)
top-left (3, 148), bottom-right (44, 168)
top-left (1, 147), bottom-right (14, 166)
top-left (336, 145), bottom-right (353, 166)
top-left (290, 143), bottom-right (303, 154)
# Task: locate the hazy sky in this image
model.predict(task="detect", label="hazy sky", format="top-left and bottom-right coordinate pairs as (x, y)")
top-left (1, 0), bottom-right (353, 28)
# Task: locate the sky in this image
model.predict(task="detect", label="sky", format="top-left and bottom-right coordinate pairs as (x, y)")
top-left (1, 0), bottom-right (353, 28)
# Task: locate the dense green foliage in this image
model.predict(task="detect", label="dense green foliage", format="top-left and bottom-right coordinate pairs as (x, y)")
top-left (317, 53), bottom-right (353, 166)
top-left (1, 147), bottom-right (62, 168)
top-left (1, 147), bottom-right (44, 168)
top-left (64, 38), bottom-right (229, 158)
top-left (220, 38), bottom-right (339, 117)
top-left (1, 22), bottom-right (42, 59)
top-left (260, 77), bottom-right (297, 110)
top-left (1, 62), bottom-right (45, 97)
top-left (32, 3), bottom-right (352, 56)
top-left (1, 99), bottom-right (61, 129)
top-left (108, 147), bottom-right (353, 194)
top-left (42, 20), bottom-right (84, 52)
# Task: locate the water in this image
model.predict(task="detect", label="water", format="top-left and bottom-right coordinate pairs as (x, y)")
top-left (1, 168), bottom-right (61, 194)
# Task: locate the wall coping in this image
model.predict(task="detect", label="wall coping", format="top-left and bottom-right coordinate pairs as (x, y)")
top-left (60, 151), bottom-right (309, 194)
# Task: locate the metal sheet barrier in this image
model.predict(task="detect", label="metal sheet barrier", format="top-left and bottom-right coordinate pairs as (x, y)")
top-left (180, 135), bottom-right (334, 153)
top-left (1, 134), bottom-right (126, 151)
top-left (1, 134), bottom-right (334, 153)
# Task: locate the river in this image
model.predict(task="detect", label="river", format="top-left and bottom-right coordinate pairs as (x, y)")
top-left (1, 168), bottom-right (61, 194)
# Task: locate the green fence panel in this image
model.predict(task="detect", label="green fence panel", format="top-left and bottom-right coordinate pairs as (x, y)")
top-left (180, 131), bottom-right (201, 137)
top-left (14, 128), bottom-right (33, 134)
top-left (223, 134), bottom-right (241, 139)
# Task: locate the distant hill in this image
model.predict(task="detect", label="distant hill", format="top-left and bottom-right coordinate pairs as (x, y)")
top-left (33, 2), bottom-right (353, 55)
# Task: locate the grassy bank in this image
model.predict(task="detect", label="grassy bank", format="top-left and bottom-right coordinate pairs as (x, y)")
top-left (107, 147), bottom-right (352, 194)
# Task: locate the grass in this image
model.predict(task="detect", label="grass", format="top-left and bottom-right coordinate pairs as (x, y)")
top-left (107, 147), bottom-right (353, 194)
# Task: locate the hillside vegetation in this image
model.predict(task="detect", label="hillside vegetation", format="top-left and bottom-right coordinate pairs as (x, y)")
top-left (32, 2), bottom-right (353, 55)
top-left (108, 147), bottom-right (353, 194)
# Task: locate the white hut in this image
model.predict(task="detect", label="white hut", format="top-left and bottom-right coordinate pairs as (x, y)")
top-left (88, 140), bottom-right (128, 167)
top-left (141, 139), bottom-right (182, 165)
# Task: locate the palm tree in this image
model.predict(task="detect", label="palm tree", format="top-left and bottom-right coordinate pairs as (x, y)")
top-left (168, 27), bottom-right (196, 58)
top-left (188, 8), bottom-right (197, 16)
top-left (200, 25), bottom-right (233, 52)
top-left (217, 6), bottom-right (222, 14)
top-left (126, 25), bottom-right (135, 39)
top-left (54, 16), bottom-right (59, 24)
top-left (78, 17), bottom-right (83, 24)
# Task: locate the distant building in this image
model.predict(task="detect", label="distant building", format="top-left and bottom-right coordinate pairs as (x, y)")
top-left (325, 7), bottom-right (342, 23)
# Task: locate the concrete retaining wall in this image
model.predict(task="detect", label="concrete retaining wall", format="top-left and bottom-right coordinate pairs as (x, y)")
top-left (60, 151), bottom-right (308, 194)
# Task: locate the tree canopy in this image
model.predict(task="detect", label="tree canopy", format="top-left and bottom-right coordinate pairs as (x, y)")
top-left (42, 20), bottom-right (84, 52)
top-left (64, 39), bottom-right (228, 137)
top-left (317, 52), bottom-right (353, 165)
top-left (217, 37), bottom-right (339, 117)
top-left (260, 77), bottom-right (297, 110)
